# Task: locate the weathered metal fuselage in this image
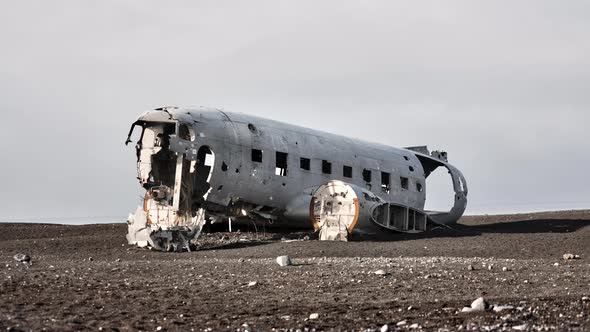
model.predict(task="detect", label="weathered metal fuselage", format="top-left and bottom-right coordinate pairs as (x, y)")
top-left (125, 107), bottom-right (468, 250)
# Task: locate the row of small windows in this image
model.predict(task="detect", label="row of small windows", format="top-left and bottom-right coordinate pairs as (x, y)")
top-left (251, 149), bottom-right (422, 193)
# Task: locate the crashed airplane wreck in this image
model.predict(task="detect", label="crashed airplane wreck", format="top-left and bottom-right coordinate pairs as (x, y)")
top-left (125, 107), bottom-right (468, 251)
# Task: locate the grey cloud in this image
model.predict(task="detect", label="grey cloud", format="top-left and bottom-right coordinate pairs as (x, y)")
top-left (0, 0), bottom-right (588, 220)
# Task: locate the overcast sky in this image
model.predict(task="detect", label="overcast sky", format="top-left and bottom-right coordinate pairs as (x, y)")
top-left (1, 1), bottom-right (589, 222)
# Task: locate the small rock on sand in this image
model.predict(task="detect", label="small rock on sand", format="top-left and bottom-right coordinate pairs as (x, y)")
top-left (493, 305), bottom-right (515, 312)
top-left (309, 313), bottom-right (319, 320)
top-left (471, 297), bottom-right (488, 311)
top-left (462, 297), bottom-right (489, 313)
top-left (563, 254), bottom-right (580, 260)
top-left (13, 254), bottom-right (31, 264)
top-left (276, 256), bottom-right (292, 267)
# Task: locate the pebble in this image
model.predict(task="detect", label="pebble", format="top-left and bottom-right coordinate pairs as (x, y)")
top-left (493, 305), bottom-right (515, 312)
top-left (502, 267), bottom-right (509, 272)
top-left (276, 256), bottom-right (292, 267)
top-left (462, 297), bottom-right (489, 313)
top-left (582, 296), bottom-right (589, 302)
top-left (512, 324), bottom-right (527, 331)
top-left (156, 326), bottom-right (162, 331)
top-left (374, 269), bottom-right (389, 276)
top-left (467, 265), bottom-right (475, 271)
top-left (309, 313), bottom-right (319, 320)
top-left (563, 254), bottom-right (579, 260)
top-left (13, 253), bottom-right (31, 264)
top-left (380, 324), bottom-right (389, 332)
top-left (409, 323), bottom-right (420, 329)
top-left (247, 281), bottom-right (257, 287)
top-left (471, 297), bottom-right (488, 311)
top-left (397, 320), bottom-right (407, 326)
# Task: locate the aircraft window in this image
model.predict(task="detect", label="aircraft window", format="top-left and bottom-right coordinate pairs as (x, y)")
top-left (416, 182), bottom-right (423, 192)
top-left (362, 169), bottom-right (372, 183)
top-left (381, 172), bottom-right (391, 193)
top-left (275, 151), bottom-right (288, 176)
top-left (409, 166), bottom-right (415, 172)
top-left (401, 177), bottom-right (409, 190)
top-left (251, 149), bottom-right (263, 163)
top-left (178, 123), bottom-right (194, 141)
top-left (322, 160), bottom-right (332, 174)
top-left (343, 165), bottom-right (353, 178)
top-left (300, 157), bottom-right (311, 170)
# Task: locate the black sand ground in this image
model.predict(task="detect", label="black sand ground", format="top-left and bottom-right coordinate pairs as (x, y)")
top-left (1, 210), bottom-right (589, 331)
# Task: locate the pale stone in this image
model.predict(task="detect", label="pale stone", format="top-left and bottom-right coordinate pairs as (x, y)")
top-left (276, 256), bottom-right (292, 267)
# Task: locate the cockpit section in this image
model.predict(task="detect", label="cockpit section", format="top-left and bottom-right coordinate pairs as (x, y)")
top-left (124, 109), bottom-right (213, 251)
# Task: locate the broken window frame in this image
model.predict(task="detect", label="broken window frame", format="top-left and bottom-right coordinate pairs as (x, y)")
top-left (400, 177), bottom-right (409, 190)
top-left (362, 169), bottom-right (372, 183)
top-left (275, 151), bottom-right (288, 176)
top-left (322, 160), bottom-right (332, 175)
top-left (343, 165), bottom-right (353, 178)
top-left (178, 123), bottom-right (195, 141)
top-left (381, 171), bottom-right (391, 193)
top-left (300, 157), bottom-right (311, 171)
top-left (251, 149), bottom-right (263, 163)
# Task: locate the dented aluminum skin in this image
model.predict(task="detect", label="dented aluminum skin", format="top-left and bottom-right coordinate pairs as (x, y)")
top-left (125, 107), bottom-right (468, 250)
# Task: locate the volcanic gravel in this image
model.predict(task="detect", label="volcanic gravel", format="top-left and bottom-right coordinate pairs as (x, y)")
top-left (1, 210), bottom-right (589, 331)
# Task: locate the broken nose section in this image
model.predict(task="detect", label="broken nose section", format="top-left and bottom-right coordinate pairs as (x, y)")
top-left (126, 109), bottom-right (212, 251)
top-left (127, 207), bottom-right (206, 252)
